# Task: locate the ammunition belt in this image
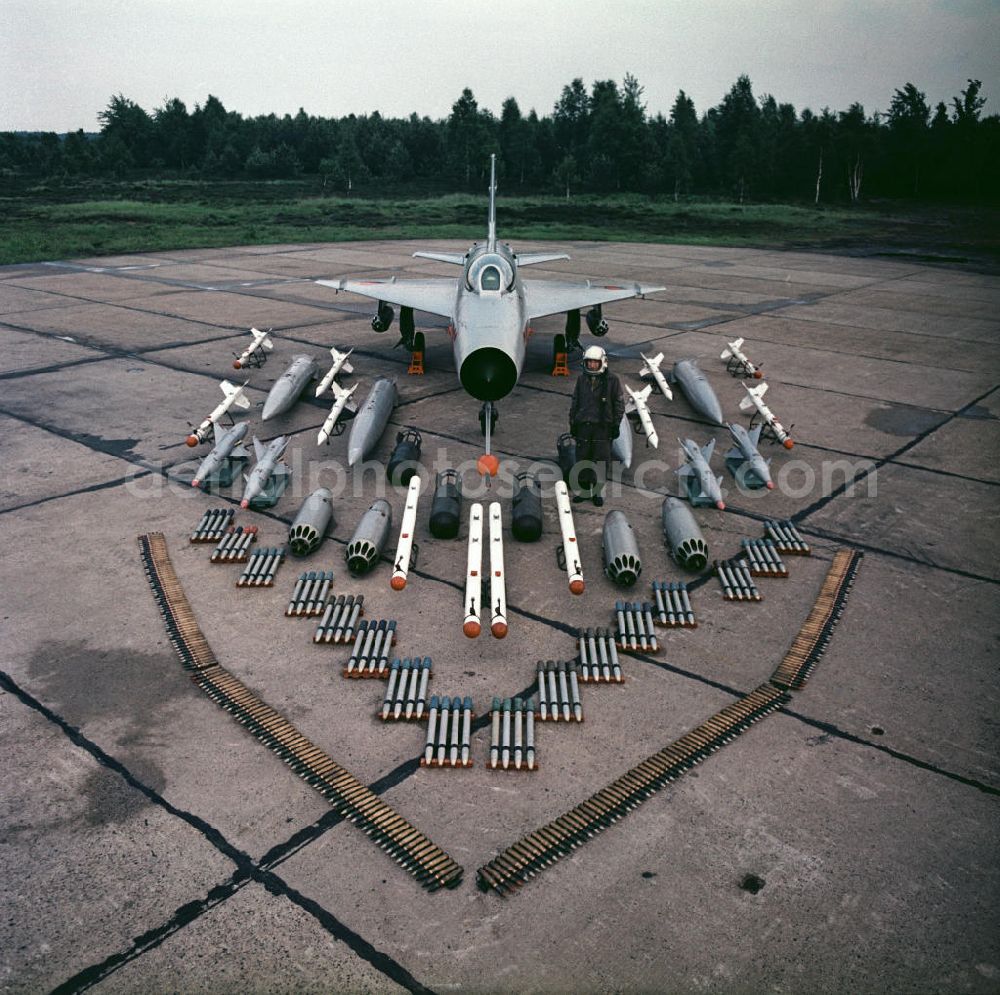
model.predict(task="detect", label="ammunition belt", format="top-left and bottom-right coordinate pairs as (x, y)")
top-left (138, 532), bottom-right (462, 891)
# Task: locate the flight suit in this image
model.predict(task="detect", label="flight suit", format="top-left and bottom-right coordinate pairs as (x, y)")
top-left (568, 371), bottom-right (625, 502)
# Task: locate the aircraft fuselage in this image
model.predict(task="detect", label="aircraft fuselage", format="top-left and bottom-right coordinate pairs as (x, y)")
top-left (453, 243), bottom-right (527, 402)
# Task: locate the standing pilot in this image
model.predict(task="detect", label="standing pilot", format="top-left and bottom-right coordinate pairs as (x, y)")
top-left (568, 345), bottom-right (625, 506)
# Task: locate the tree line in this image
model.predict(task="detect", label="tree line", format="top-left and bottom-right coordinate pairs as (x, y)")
top-left (2, 74), bottom-right (996, 204)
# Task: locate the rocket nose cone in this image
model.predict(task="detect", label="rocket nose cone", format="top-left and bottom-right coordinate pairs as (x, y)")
top-left (491, 621), bottom-right (508, 639)
top-left (390, 575), bottom-right (406, 591)
top-left (716, 500), bottom-right (726, 510)
top-left (569, 579), bottom-right (585, 595)
top-left (753, 370), bottom-right (763, 379)
top-left (185, 435), bottom-right (199, 447)
top-left (765, 480), bottom-right (775, 489)
top-left (240, 499), bottom-right (250, 509)
top-left (191, 479), bottom-right (201, 488)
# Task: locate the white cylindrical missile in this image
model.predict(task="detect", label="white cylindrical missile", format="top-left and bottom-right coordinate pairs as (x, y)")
top-left (739, 382), bottom-right (794, 449)
top-left (639, 351), bottom-right (673, 400)
top-left (186, 380), bottom-right (251, 447)
top-left (625, 383), bottom-right (659, 448)
top-left (554, 480), bottom-right (584, 594)
top-left (317, 382), bottom-right (358, 445)
top-left (463, 503), bottom-right (484, 637)
top-left (488, 501), bottom-right (507, 638)
top-left (390, 475), bottom-right (422, 591)
top-left (315, 346), bottom-right (355, 397)
top-left (721, 337), bottom-right (762, 378)
top-left (233, 327), bottom-right (274, 369)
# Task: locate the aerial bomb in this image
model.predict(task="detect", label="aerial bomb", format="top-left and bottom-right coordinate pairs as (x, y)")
top-left (262, 355), bottom-right (318, 421)
top-left (429, 469), bottom-right (462, 539)
top-left (288, 488), bottom-right (334, 557)
top-left (511, 471), bottom-right (543, 542)
top-left (602, 510), bottom-right (642, 587)
top-left (671, 359), bottom-right (725, 426)
top-left (345, 499), bottom-right (393, 574)
top-left (660, 496), bottom-right (709, 571)
top-left (347, 377), bottom-right (397, 467)
top-left (386, 428), bottom-right (422, 486)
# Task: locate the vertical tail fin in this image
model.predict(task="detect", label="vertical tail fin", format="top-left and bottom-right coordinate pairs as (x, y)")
top-left (487, 153), bottom-right (497, 251)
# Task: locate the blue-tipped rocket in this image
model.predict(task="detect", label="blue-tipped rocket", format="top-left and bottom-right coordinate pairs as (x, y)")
top-left (241, 436), bottom-right (289, 508)
top-left (347, 376), bottom-right (397, 467)
top-left (261, 354), bottom-right (318, 421)
top-left (192, 421), bottom-right (249, 488)
top-left (670, 359), bottom-right (724, 426)
top-left (726, 422), bottom-right (774, 490)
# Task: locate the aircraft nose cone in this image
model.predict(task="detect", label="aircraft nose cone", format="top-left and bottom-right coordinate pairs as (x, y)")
top-left (460, 348), bottom-right (518, 402)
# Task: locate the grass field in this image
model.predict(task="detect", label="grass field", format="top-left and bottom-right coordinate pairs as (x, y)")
top-left (1, 179), bottom-right (997, 267)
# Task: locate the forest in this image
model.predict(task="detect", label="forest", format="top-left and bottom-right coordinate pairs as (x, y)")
top-left (2, 74), bottom-right (996, 205)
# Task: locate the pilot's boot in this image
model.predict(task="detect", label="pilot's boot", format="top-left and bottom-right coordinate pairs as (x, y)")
top-left (591, 482), bottom-right (604, 507)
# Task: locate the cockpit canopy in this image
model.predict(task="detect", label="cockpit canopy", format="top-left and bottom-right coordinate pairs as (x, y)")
top-left (465, 253), bottom-right (514, 294)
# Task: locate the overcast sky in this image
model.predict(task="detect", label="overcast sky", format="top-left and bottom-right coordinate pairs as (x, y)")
top-left (2, 0), bottom-right (998, 132)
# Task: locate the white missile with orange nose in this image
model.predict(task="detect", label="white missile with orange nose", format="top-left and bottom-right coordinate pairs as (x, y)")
top-left (488, 501), bottom-right (508, 638)
top-left (554, 480), bottom-right (584, 595)
top-left (721, 337), bottom-right (763, 378)
top-left (186, 379), bottom-right (251, 446)
top-left (233, 327), bottom-right (274, 369)
top-left (463, 503), bottom-right (484, 637)
top-left (390, 475), bottom-right (422, 591)
top-left (739, 382), bottom-right (794, 449)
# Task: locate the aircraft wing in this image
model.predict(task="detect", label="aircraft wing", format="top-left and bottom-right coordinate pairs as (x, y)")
top-left (522, 280), bottom-right (665, 321)
top-left (316, 278), bottom-right (456, 319)
top-left (515, 252), bottom-right (571, 267)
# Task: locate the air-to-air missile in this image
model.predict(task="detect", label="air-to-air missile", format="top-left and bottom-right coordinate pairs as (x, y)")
top-left (739, 382), bottom-right (794, 449)
top-left (261, 354), bottom-right (319, 421)
top-left (611, 413), bottom-right (633, 468)
top-left (553, 480), bottom-right (584, 594)
top-left (624, 383), bottom-right (658, 448)
top-left (429, 469), bottom-right (462, 539)
top-left (463, 503), bottom-right (484, 637)
top-left (725, 422), bottom-right (774, 489)
top-left (488, 501), bottom-right (508, 638)
top-left (288, 487), bottom-right (335, 556)
top-left (670, 359), bottom-right (724, 425)
top-left (347, 377), bottom-right (397, 466)
top-left (315, 346), bottom-right (355, 397)
top-left (602, 510), bottom-right (642, 587)
top-left (660, 496), bottom-right (709, 571)
top-left (677, 437), bottom-right (726, 509)
top-left (720, 337), bottom-right (763, 379)
top-left (191, 421), bottom-right (250, 488)
top-left (317, 381), bottom-right (358, 446)
top-left (345, 499), bottom-right (392, 574)
top-left (233, 327), bottom-right (274, 370)
top-left (186, 379), bottom-right (252, 446)
top-left (638, 352), bottom-right (673, 400)
top-left (390, 475), bottom-right (422, 590)
top-left (241, 436), bottom-right (289, 508)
